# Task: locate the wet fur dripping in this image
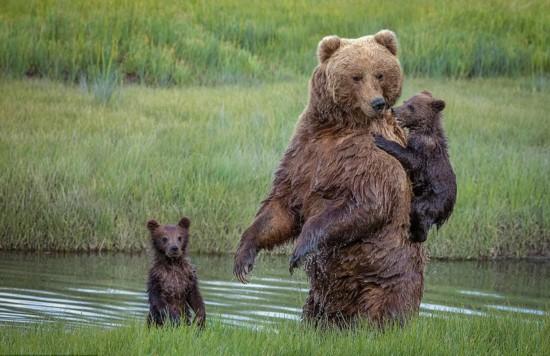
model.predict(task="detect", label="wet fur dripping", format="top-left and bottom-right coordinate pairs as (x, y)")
top-left (146, 217), bottom-right (206, 328)
top-left (234, 30), bottom-right (426, 327)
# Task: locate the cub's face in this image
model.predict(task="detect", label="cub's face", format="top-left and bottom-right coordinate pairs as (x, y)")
top-left (393, 91), bottom-right (445, 130)
top-left (318, 30), bottom-right (403, 120)
top-left (147, 217), bottom-right (190, 259)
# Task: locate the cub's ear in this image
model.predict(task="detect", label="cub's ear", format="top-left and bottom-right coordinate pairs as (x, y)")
top-left (178, 217), bottom-right (191, 229)
top-left (431, 99), bottom-right (446, 112)
top-left (318, 35), bottom-right (341, 63)
top-left (147, 219), bottom-right (160, 232)
top-left (421, 90), bottom-right (433, 97)
top-left (374, 29), bottom-right (398, 56)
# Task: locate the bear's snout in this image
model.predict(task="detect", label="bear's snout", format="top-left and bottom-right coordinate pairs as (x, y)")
top-left (167, 245), bottom-right (180, 256)
top-left (371, 97), bottom-right (386, 112)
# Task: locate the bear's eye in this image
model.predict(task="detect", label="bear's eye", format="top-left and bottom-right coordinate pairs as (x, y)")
top-left (178, 236), bottom-right (182, 242)
top-left (375, 73), bottom-right (384, 81)
top-left (408, 105), bottom-right (415, 113)
top-left (352, 75), bottom-right (363, 82)
top-left (162, 237), bottom-right (168, 243)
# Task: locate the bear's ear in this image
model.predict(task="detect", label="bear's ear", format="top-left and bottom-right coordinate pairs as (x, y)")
top-left (178, 217), bottom-right (191, 230)
top-left (421, 90), bottom-right (433, 97)
top-left (431, 99), bottom-right (446, 112)
top-left (147, 219), bottom-right (160, 232)
top-left (374, 29), bottom-right (398, 56)
top-left (318, 35), bottom-right (341, 63)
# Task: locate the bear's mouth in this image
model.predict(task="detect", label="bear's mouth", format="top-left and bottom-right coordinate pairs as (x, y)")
top-left (359, 104), bottom-right (384, 121)
top-left (166, 251), bottom-right (182, 259)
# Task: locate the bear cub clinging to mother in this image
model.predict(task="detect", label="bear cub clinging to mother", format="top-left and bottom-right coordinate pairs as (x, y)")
top-left (146, 217), bottom-right (206, 328)
top-left (375, 91), bottom-right (457, 242)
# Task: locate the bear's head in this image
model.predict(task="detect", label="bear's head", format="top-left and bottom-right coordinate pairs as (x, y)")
top-left (147, 217), bottom-right (191, 259)
top-left (313, 30), bottom-right (403, 123)
top-left (393, 91), bottom-right (445, 131)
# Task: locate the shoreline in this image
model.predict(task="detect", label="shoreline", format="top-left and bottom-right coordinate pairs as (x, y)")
top-left (1, 249), bottom-right (549, 262)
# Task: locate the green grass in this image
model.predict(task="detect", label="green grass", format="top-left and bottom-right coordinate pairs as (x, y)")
top-left (0, 77), bottom-right (548, 257)
top-left (1, 316), bottom-right (548, 355)
top-left (0, 0), bottom-right (548, 85)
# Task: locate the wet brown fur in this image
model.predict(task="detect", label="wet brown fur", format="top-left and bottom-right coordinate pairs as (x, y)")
top-left (234, 30), bottom-right (426, 327)
top-left (146, 217), bottom-right (206, 328)
top-left (375, 91), bottom-right (457, 243)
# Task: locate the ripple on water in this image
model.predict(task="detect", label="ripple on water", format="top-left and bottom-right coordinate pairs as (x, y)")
top-left (0, 253), bottom-right (547, 327)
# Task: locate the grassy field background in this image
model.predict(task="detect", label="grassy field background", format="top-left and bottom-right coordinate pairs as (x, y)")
top-left (1, 1), bottom-right (548, 354)
top-left (1, 317), bottom-right (548, 356)
top-left (0, 0), bottom-right (549, 85)
top-left (0, 78), bottom-right (548, 257)
top-left (0, 0), bottom-right (549, 257)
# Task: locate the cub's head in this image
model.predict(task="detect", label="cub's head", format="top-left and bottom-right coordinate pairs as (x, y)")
top-left (316, 29), bottom-right (403, 120)
top-left (147, 217), bottom-right (191, 259)
top-left (393, 91), bottom-right (445, 131)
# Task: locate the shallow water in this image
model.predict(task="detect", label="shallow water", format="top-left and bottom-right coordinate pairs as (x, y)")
top-left (0, 252), bottom-right (548, 328)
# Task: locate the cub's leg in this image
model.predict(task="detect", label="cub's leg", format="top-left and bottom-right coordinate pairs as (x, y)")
top-left (186, 278), bottom-right (206, 329)
top-left (148, 283), bottom-right (178, 327)
top-left (410, 198), bottom-right (432, 242)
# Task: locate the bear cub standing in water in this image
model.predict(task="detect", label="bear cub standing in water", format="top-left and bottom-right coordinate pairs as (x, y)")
top-left (146, 217), bottom-right (205, 328)
top-left (375, 91), bottom-right (457, 243)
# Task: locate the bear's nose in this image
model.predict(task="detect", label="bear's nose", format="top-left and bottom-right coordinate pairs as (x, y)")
top-left (169, 246), bottom-right (179, 253)
top-left (371, 97), bottom-right (386, 112)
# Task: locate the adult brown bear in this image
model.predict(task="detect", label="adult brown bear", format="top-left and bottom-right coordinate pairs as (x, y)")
top-left (234, 30), bottom-right (426, 327)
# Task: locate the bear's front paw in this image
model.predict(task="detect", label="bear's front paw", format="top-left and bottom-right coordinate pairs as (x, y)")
top-left (289, 243), bottom-right (312, 274)
top-left (234, 243), bottom-right (257, 284)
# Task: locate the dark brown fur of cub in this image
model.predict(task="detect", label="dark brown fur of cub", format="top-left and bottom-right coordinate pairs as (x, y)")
top-left (146, 217), bottom-right (205, 328)
top-left (375, 91), bottom-right (457, 242)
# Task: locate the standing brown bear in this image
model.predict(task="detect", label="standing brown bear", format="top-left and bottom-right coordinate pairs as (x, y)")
top-left (234, 30), bottom-right (426, 327)
top-left (147, 217), bottom-right (206, 328)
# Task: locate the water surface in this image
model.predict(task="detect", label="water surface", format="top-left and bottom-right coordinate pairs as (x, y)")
top-left (0, 252), bottom-right (548, 328)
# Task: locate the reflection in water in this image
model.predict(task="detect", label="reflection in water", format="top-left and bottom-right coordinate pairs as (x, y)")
top-left (0, 252), bottom-right (548, 328)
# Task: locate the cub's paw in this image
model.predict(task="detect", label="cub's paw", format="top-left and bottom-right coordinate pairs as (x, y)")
top-left (409, 230), bottom-right (428, 243)
top-left (373, 134), bottom-right (390, 149)
top-left (168, 309), bottom-right (181, 326)
top-left (193, 314), bottom-right (206, 330)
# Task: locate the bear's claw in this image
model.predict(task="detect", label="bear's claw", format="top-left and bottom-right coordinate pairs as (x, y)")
top-left (234, 263), bottom-right (251, 284)
top-left (234, 242), bottom-right (258, 284)
top-left (288, 253), bottom-right (304, 275)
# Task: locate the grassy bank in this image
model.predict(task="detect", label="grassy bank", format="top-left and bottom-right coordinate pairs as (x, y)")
top-left (1, 316), bottom-right (548, 355)
top-left (0, 78), bottom-right (548, 257)
top-left (0, 0), bottom-right (548, 85)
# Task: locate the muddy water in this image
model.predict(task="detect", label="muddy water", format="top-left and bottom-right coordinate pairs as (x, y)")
top-left (0, 252), bottom-right (548, 328)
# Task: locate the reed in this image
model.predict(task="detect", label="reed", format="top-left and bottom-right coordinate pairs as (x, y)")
top-left (0, 0), bottom-right (548, 85)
